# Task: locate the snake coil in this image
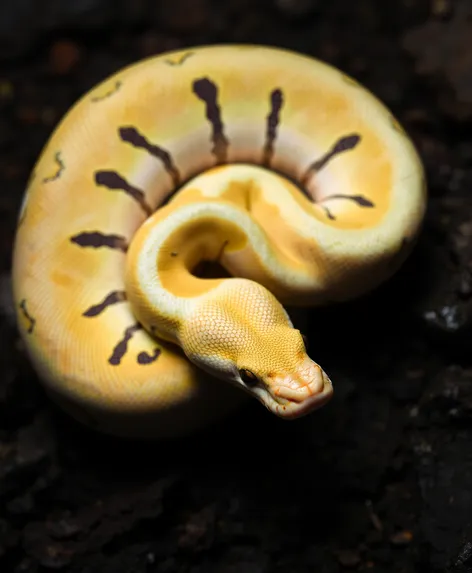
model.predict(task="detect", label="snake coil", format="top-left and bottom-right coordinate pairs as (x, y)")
top-left (12, 45), bottom-right (426, 439)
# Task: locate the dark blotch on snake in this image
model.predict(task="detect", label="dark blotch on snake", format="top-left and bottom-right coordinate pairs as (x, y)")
top-left (137, 348), bottom-right (161, 365)
top-left (42, 152), bottom-right (65, 183)
top-left (322, 207), bottom-right (336, 220)
top-left (321, 194), bottom-right (374, 208)
top-left (192, 78), bottom-right (229, 164)
top-left (95, 170), bottom-right (153, 216)
top-left (301, 134), bottom-right (361, 186)
top-left (109, 324), bottom-right (142, 366)
top-left (19, 299), bottom-right (36, 334)
top-left (119, 126), bottom-right (181, 187)
top-left (83, 291), bottom-right (127, 317)
top-left (70, 232), bottom-right (129, 252)
top-left (262, 89), bottom-right (284, 166)
top-left (164, 52), bottom-right (194, 66)
top-left (90, 81), bottom-right (122, 102)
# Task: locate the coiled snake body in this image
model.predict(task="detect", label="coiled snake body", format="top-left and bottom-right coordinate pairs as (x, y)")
top-left (12, 45), bottom-right (426, 438)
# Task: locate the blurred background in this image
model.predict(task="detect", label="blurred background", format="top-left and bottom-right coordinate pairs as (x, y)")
top-left (1, 1), bottom-right (472, 572)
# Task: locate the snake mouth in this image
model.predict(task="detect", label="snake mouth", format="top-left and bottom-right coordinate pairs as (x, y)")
top-left (267, 364), bottom-right (334, 419)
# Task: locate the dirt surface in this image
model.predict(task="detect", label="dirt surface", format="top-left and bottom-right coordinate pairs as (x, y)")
top-left (1, 0), bottom-right (472, 571)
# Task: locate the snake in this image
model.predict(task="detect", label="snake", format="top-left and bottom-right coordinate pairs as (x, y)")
top-left (12, 44), bottom-right (426, 439)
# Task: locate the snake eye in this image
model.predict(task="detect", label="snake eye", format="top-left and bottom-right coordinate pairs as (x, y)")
top-left (239, 369), bottom-right (258, 386)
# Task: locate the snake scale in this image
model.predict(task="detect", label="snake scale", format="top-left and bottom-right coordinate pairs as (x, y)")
top-left (12, 45), bottom-right (426, 439)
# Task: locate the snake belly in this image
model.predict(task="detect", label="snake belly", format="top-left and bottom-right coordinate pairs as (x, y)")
top-left (12, 44), bottom-right (426, 439)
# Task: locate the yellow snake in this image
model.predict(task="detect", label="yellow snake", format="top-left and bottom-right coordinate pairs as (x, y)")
top-left (12, 45), bottom-right (426, 439)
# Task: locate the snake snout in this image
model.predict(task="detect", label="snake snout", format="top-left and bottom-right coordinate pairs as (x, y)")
top-left (274, 378), bottom-right (322, 402)
top-left (269, 360), bottom-right (333, 418)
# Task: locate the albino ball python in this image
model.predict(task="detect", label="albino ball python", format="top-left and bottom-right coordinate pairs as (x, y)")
top-left (12, 45), bottom-right (426, 439)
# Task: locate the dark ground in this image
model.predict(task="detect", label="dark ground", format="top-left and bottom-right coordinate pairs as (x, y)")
top-left (1, 0), bottom-right (472, 571)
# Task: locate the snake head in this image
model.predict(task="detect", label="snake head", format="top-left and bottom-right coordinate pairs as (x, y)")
top-left (180, 279), bottom-right (333, 419)
top-left (237, 351), bottom-right (333, 419)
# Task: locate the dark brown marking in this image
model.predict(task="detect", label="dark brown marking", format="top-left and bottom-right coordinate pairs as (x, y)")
top-left (320, 194), bottom-right (374, 208)
top-left (164, 52), bottom-right (194, 66)
top-left (70, 232), bottom-right (128, 252)
top-left (192, 78), bottom-right (229, 164)
top-left (109, 324), bottom-right (142, 366)
top-left (321, 206), bottom-right (336, 220)
top-left (95, 170), bottom-right (153, 216)
top-left (19, 299), bottom-right (35, 334)
top-left (137, 348), bottom-right (161, 364)
top-left (91, 81), bottom-right (122, 102)
top-left (83, 290), bottom-right (127, 317)
top-left (301, 134), bottom-right (361, 185)
top-left (170, 252), bottom-right (178, 257)
top-left (119, 127), bottom-right (180, 187)
top-left (42, 152), bottom-right (64, 183)
top-left (262, 89), bottom-right (284, 166)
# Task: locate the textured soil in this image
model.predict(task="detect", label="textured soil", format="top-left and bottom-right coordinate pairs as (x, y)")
top-left (1, 1), bottom-right (472, 572)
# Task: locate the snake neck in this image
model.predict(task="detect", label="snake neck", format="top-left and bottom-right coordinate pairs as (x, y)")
top-left (125, 198), bottom-right (287, 344)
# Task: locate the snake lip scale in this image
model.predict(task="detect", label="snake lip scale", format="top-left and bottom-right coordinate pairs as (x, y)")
top-left (12, 44), bottom-right (426, 439)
